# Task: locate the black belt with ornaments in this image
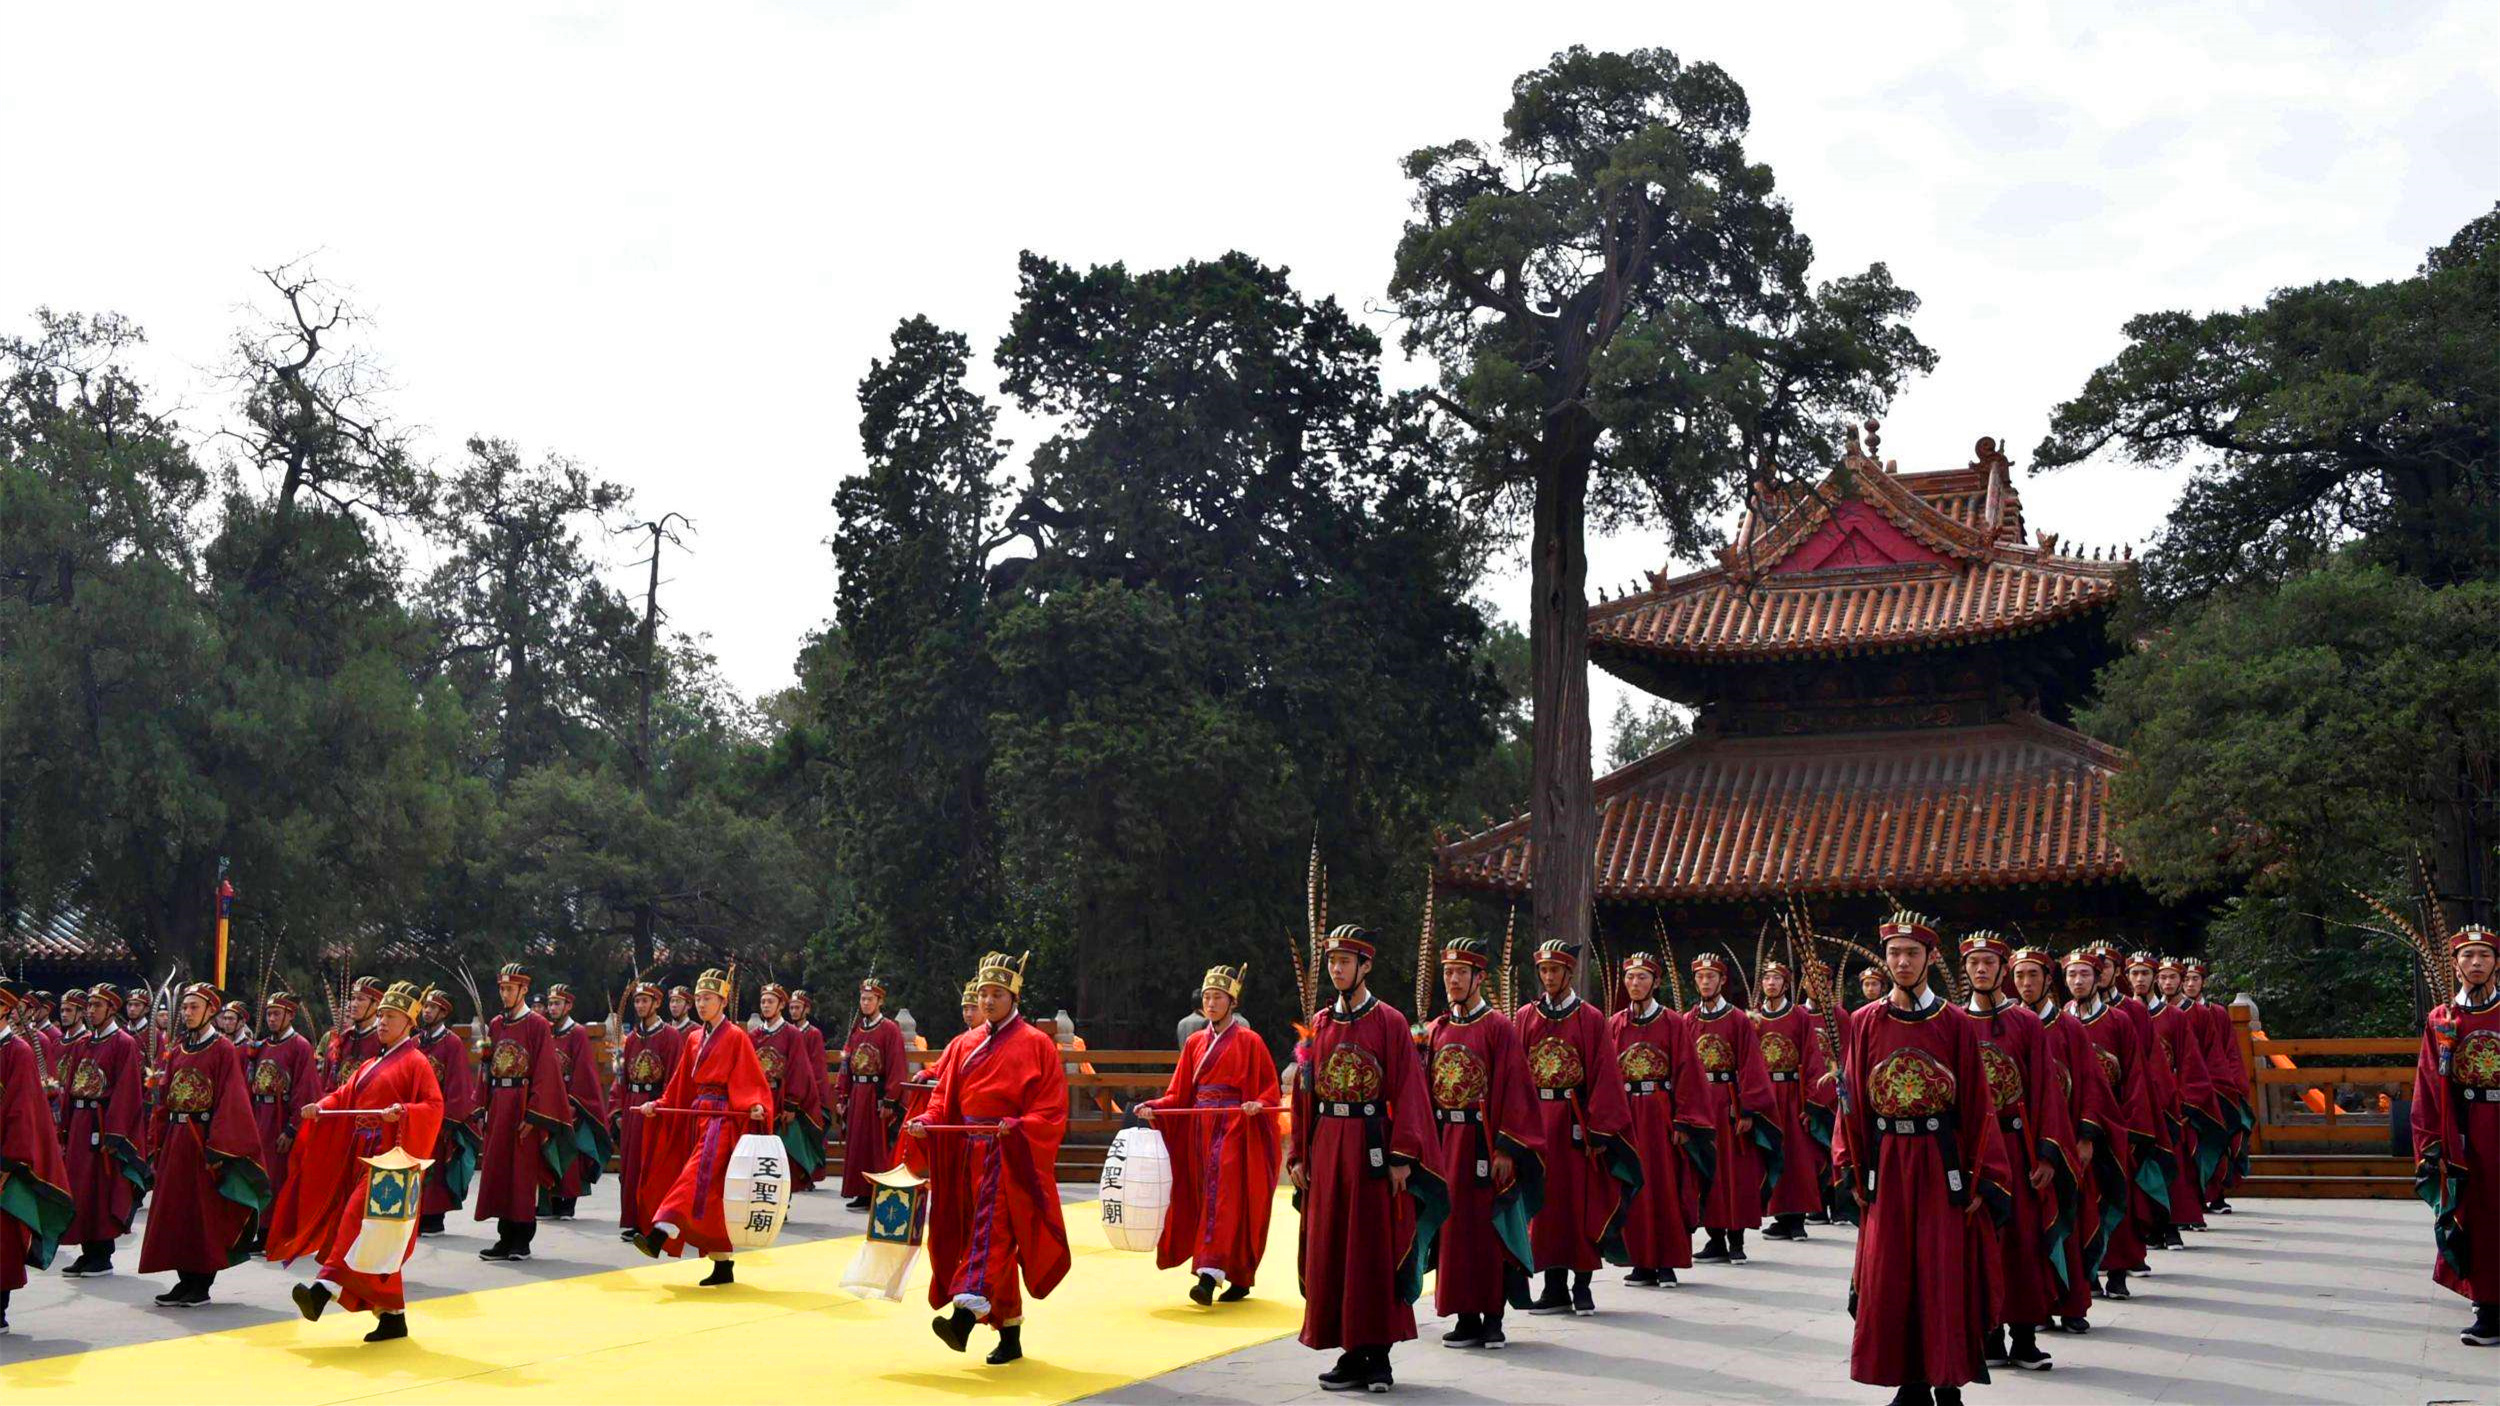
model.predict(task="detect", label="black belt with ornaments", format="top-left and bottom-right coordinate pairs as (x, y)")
top-left (1624, 1079), bottom-right (1670, 1096)
top-left (1769, 1071), bottom-right (1799, 1082)
top-left (2461, 1086), bottom-right (2500, 1103)
top-left (1535, 1086), bottom-right (1582, 1101)
top-left (1704, 1071), bottom-right (1735, 1083)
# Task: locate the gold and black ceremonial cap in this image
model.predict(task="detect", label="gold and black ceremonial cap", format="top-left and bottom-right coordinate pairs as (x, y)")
top-left (1532, 939), bottom-right (1580, 971)
top-left (693, 968), bottom-right (733, 999)
top-left (1441, 937), bottom-right (1492, 971)
top-left (973, 952), bottom-right (1027, 997)
top-left (377, 981), bottom-right (425, 1019)
top-left (1958, 930), bottom-right (2011, 960)
top-left (1320, 925), bottom-right (1375, 961)
top-left (1200, 963), bottom-right (1247, 999)
top-left (1878, 909), bottom-right (1940, 949)
top-left (1620, 950), bottom-right (1664, 979)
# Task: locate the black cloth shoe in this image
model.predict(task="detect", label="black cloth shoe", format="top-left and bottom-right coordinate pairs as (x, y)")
top-left (1659, 1267), bottom-right (1679, 1286)
top-left (985, 1324), bottom-right (1023, 1365)
top-left (364, 1312), bottom-right (408, 1343)
top-left (62, 1245), bottom-right (113, 1277)
top-left (2463, 1303), bottom-right (2500, 1347)
top-left (2103, 1271), bottom-right (2132, 1300)
top-left (1695, 1231), bottom-right (1730, 1263)
top-left (699, 1259), bottom-right (734, 1286)
top-left (633, 1227), bottom-right (668, 1258)
top-left (1190, 1273), bottom-right (1217, 1306)
top-left (932, 1306), bottom-right (975, 1353)
top-left (2210, 1198), bottom-right (2234, 1214)
top-left (1571, 1270), bottom-right (1596, 1316)
top-left (1351, 1346), bottom-right (1392, 1393)
top-left (478, 1241), bottom-right (520, 1261)
top-left (2060, 1315), bottom-right (2090, 1334)
top-left (1318, 1352), bottom-right (1360, 1388)
top-left (419, 1213), bottom-right (445, 1236)
top-left (1481, 1312), bottom-right (1507, 1350)
top-left (1983, 1326), bottom-right (2010, 1366)
top-left (1441, 1312), bottom-right (1484, 1348)
top-left (2008, 1324), bottom-right (2052, 1369)
top-left (845, 1195), bottom-right (871, 1211)
top-left (293, 1281), bottom-right (333, 1322)
top-left (1527, 1268), bottom-right (1572, 1314)
top-left (1727, 1229), bottom-right (1749, 1264)
top-left (1625, 1267), bottom-right (1660, 1287)
top-left (1934, 1389), bottom-right (1963, 1406)
top-left (1887, 1385), bottom-right (1933, 1406)
top-left (1218, 1282), bottom-right (1249, 1302)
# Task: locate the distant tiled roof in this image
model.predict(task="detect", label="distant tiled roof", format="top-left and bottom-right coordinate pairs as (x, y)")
top-left (1437, 714), bottom-right (2128, 901)
top-left (4, 898), bottom-right (133, 962)
top-left (1591, 428), bottom-right (2129, 666)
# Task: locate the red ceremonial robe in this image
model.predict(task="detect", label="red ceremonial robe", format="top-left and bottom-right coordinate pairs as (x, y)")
top-left (2071, 997), bottom-right (2156, 1274)
top-left (2034, 1000), bottom-right (2118, 1321)
top-left (1835, 991), bottom-right (2011, 1391)
top-left (1961, 998), bottom-right (2077, 1329)
top-left (324, 1021), bottom-right (383, 1088)
top-left (1148, 1016), bottom-right (1283, 1288)
top-left (473, 1008), bottom-right (570, 1225)
top-left (834, 1014), bottom-right (908, 1197)
top-left (414, 1024), bottom-right (481, 1217)
top-left (904, 1012), bottom-right (1071, 1326)
top-left (1, 1027), bottom-right (75, 1289)
top-left (547, 1018), bottom-right (610, 1201)
top-left (249, 1030), bottom-right (324, 1207)
top-left (2150, 998), bottom-right (2222, 1228)
top-left (2114, 994), bottom-right (2180, 1247)
top-left (2413, 985), bottom-right (2500, 1303)
top-left (1514, 995), bottom-right (1638, 1271)
top-left (2186, 997), bottom-right (2253, 1195)
top-left (1607, 1002), bottom-right (1711, 1270)
top-left (1290, 993), bottom-right (1446, 1352)
top-left (752, 1018), bottom-right (829, 1189)
top-left (635, 1016), bottom-right (777, 1258)
top-left (1425, 1000), bottom-right (1545, 1314)
top-left (1755, 1000), bottom-right (1831, 1217)
top-left (790, 1018), bottom-right (833, 1189)
top-left (1687, 999), bottom-right (1782, 1230)
top-left (266, 1037), bottom-right (446, 1313)
top-left (63, 1023), bottom-right (150, 1245)
top-left (139, 1032), bottom-right (269, 1273)
top-left (611, 1018), bottom-right (683, 1229)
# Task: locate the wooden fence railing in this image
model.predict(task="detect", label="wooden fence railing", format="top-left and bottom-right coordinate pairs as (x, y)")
top-left (2233, 1006), bottom-right (2416, 1153)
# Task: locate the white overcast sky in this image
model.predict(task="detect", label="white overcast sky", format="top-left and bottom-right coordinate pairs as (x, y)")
top-left (5, 2), bottom-right (2494, 740)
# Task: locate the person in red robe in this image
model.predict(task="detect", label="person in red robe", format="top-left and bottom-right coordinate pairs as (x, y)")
top-left (2180, 959), bottom-right (2252, 1212)
top-left (60, 984), bottom-right (150, 1277)
top-left (1423, 935), bottom-right (1544, 1349)
top-left (2415, 923), bottom-right (2500, 1347)
top-left (268, 980), bottom-right (445, 1343)
top-left (413, 988), bottom-right (481, 1235)
top-left (1514, 938), bottom-right (1638, 1317)
top-left (323, 977), bottom-right (386, 1087)
top-left (786, 990), bottom-right (834, 1191)
top-left (833, 978), bottom-right (909, 1211)
top-left (1607, 950), bottom-right (1709, 1291)
top-left (23, 991), bottom-right (65, 1136)
top-left (2067, 950), bottom-right (2156, 1303)
top-left (2107, 948), bottom-right (2180, 1265)
top-left (474, 963), bottom-right (572, 1262)
top-left (248, 994), bottom-right (325, 1228)
top-left (138, 982), bottom-right (270, 1307)
top-left (1834, 912), bottom-right (2011, 1406)
top-left (1687, 952), bottom-right (1780, 1265)
top-left (1142, 961), bottom-right (1282, 1305)
top-left (2152, 956), bottom-right (2224, 1237)
top-left (1, 980), bottom-right (75, 1337)
top-left (629, 968), bottom-right (776, 1285)
top-left (1754, 961), bottom-right (1830, 1242)
top-left (1957, 931), bottom-right (2073, 1373)
top-left (50, 988), bottom-right (87, 1135)
top-left (611, 981), bottom-right (682, 1239)
top-left (2012, 947), bottom-right (2115, 1337)
top-left (751, 984), bottom-right (829, 1193)
top-left (539, 984), bottom-right (611, 1220)
top-left (1287, 924), bottom-right (1446, 1394)
top-left (905, 951), bottom-right (1071, 1367)
top-left (897, 982), bottom-right (982, 1134)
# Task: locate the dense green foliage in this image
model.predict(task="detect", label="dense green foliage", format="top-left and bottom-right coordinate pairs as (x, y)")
top-left (2060, 209), bottom-right (2500, 1035)
top-left (1386, 44), bottom-right (1936, 958)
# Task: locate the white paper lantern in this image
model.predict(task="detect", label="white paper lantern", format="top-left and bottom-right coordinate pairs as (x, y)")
top-left (1098, 1126), bottom-right (1172, 1252)
top-left (721, 1131), bottom-right (792, 1249)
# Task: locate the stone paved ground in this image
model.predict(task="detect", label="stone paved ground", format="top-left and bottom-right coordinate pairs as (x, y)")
top-left (1092, 1198), bottom-right (2495, 1405)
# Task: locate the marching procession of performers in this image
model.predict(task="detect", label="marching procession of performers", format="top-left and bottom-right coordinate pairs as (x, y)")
top-left (0, 913), bottom-right (2491, 1405)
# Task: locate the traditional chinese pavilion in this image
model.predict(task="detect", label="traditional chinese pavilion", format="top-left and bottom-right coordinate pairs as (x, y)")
top-left (1437, 423), bottom-right (2197, 975)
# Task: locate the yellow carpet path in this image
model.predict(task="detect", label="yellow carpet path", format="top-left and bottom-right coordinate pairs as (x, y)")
top-left (3, 1196), bottom-right (1303, 1404)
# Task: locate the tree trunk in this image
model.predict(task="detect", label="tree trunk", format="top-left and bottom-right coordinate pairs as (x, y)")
top-left (1528, 430), bottom-right (1598, 972)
